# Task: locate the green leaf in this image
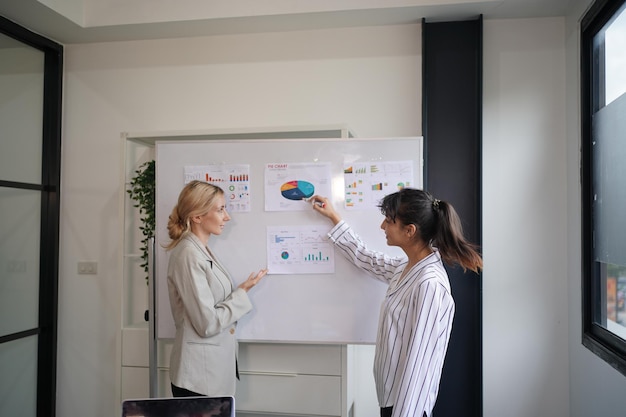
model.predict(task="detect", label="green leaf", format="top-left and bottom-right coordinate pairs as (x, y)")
top-left (127, 160), bottom-right (155, 284)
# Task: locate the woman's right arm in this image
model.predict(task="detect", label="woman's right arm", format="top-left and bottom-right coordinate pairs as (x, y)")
top-left (309, 195), bottom-right (405, 282)
top-left (328, 221), bottom-right (405, 283)
top-left (308, 195), bottom-right (342, 225)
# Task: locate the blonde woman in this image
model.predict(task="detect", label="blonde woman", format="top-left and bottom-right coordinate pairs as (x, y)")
top-left (165, 180), bottom-right (267, 397)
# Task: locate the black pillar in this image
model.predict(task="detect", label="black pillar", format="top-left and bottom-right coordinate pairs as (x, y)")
top-left (423, 17), bottom-right (483, 417)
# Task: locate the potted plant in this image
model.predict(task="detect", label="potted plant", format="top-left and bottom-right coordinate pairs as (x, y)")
top-left (127, 160), bottom-right (155, 284)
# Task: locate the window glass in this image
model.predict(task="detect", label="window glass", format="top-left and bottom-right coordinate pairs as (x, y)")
top-left (592, 5), bottom-right (626, 342)
top-left (605, 7), bottom-right (626, 105)
top-left (606, 267), bottom-right (626, 339)
top-left (593, 91), bottom-right (626, 340)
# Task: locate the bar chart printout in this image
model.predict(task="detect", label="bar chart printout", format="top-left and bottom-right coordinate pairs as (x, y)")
top-left (267, 225), bottom-right (335, 274)
top-left (343, 160), bottom-right (415, 210)
top-left (183, 164), bottom-right (251, 212)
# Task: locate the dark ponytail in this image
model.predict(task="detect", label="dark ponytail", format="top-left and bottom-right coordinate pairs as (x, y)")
top-left (432, 200), bottom-right (482, 273)
top-left (379, 188), bottom-right (482, 273)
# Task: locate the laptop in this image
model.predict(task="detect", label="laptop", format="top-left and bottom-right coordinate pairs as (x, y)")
top-left (122, 396), bottom-right (235, 417)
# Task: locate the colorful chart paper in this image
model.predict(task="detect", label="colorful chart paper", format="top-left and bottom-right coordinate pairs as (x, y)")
top-left (265, 162), bottom-right (331, 211)
top-left (280, 180), bottom-right (315, 200)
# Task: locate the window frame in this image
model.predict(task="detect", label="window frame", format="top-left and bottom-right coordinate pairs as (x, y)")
top-left (581, 0), bottom-right (626, 377)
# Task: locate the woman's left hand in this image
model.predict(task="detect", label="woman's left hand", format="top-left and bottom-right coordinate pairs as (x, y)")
top-left (238, 268), bottom-right (268, 292)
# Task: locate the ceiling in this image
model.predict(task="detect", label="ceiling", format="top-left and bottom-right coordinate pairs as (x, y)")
top-left (0, 0), bottom-right (572, 44)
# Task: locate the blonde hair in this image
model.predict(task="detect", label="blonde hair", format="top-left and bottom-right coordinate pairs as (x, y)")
top-left (165, 181), bottom-right (224, 250)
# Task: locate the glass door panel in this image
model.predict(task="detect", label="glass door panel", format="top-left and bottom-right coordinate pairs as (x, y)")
top-left (0, 336), bottom-right (38, 417)
top-left (0, 33), bottom-right (44, 184)
top-left (0, 187), bottom-right (40, 337)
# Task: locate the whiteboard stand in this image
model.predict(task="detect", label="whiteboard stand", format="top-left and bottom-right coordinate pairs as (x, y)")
top-left (124, 127), bottom-right (358, 401)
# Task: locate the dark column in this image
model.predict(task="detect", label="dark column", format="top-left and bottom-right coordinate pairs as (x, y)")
top-left (422, 17), bottom-right (483, 417)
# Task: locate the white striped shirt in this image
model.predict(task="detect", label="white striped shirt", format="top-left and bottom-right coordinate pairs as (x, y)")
top-left (328, 221), bottom-right (455, 417)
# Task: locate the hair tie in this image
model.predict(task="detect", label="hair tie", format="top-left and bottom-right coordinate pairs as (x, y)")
top-left (433, 199), bottom-right (441, 209)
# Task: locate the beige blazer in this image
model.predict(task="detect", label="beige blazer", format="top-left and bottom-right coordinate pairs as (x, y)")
top-left (167, 232), bottom-right (253, 396)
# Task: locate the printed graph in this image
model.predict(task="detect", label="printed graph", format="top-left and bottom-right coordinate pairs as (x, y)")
top-left (267, 225), bottom-right (334, 274)
top-left (343, 160), bottom-right (415, 210)
top-left (183, 164), bottom-right (251, 212)
top-left (280, 180), bottom-right (315, 201)
top-left (265, 162), bottom-right (331, 211)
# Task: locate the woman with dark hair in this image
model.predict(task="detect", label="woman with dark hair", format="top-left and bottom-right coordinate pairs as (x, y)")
top-left (309, 188), bottom-right (482, 417)
top-left (165, 180), bottom-right (267, 398)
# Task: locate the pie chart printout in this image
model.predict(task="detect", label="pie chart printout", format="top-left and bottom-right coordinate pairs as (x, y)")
top-left (280, 180), bottom-right (315, 201)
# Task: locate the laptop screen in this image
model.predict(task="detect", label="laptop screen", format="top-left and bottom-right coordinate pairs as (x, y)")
top-left (121, 396), bottom-right (235, 417)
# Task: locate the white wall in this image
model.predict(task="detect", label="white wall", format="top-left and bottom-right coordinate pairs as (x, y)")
top-left (483, 17), bottom-right (569, 417)
top-left (57, 11), bottom-right (626, 417)
top-left (565, 0), bottom-right (626, 416)
top-left (58, 24), bottom-right (421, 417)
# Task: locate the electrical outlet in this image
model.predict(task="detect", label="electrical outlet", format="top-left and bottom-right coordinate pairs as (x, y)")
top-left (78, 261), bottom-right (98, 275)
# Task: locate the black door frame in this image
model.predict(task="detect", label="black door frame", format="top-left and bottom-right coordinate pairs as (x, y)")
top-left (0, 15), bottom-right (63, 417)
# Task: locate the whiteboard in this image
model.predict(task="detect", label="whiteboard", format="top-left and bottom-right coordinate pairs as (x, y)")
top-left (155, 137), bottom-right (423, 344)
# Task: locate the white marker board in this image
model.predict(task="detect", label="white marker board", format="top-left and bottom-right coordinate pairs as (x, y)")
top-left (155, 137), bottom-right (423, 344)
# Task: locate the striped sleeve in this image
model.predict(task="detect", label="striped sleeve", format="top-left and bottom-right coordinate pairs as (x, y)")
top-left (328, 220), bottom-right (406, 283)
